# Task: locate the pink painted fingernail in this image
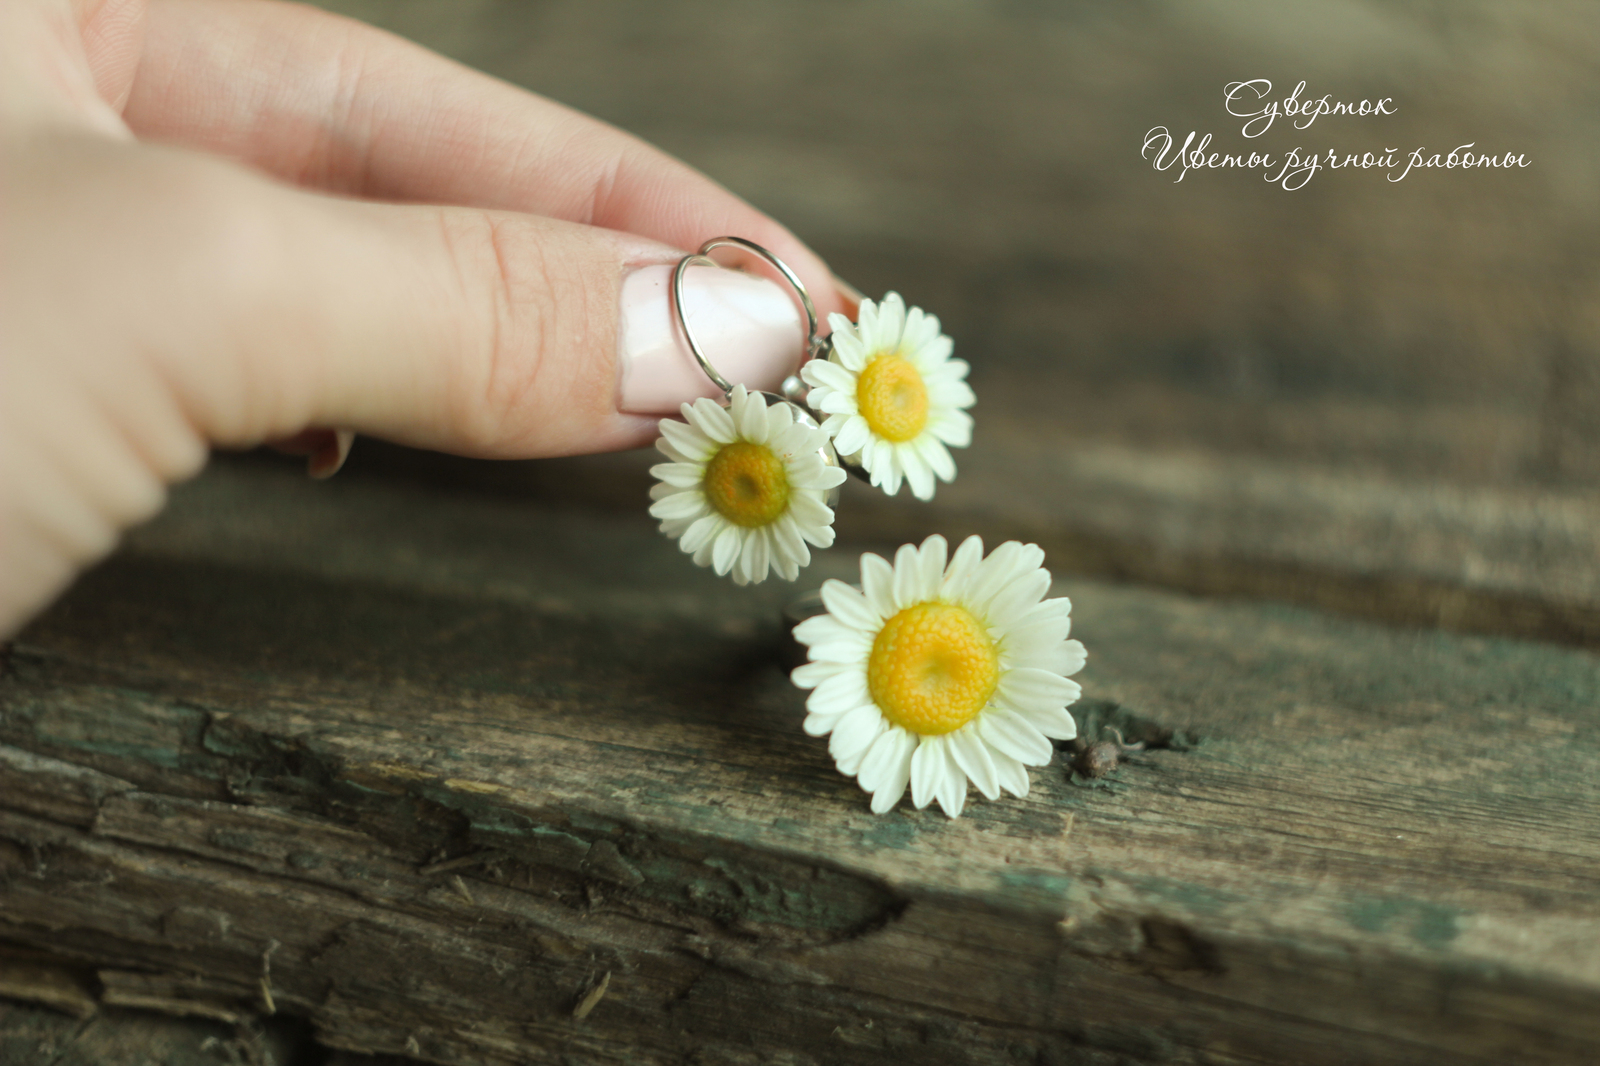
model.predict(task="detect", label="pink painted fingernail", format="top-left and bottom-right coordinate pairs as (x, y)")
top-left (617, 263), bottom-right (805, 415)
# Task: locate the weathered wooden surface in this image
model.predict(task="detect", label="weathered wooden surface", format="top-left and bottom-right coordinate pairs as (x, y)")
top-left (283, 0), bottom-right (1600, 646)
top-left (3, 456), bottom-right (1598, 1064)
top-left (0, 994), bottom-right (311, 1066)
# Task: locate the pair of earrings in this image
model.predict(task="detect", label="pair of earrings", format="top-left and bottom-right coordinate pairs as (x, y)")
top-left (648, 239), bottom-right (1086, 822)
top-left (647, 238), bottom-right (976, 585)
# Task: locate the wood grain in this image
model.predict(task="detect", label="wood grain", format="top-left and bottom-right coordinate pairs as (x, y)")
top-left (3, 459), bottom-right (1597, 1064)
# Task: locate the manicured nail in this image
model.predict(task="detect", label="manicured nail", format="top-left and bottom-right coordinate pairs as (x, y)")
top-left (617, 263), bottom-right (804, 415)
top-left (272, 428), bottom-right (353, 478)
top-left (307, 430), bottom-right (355, 479)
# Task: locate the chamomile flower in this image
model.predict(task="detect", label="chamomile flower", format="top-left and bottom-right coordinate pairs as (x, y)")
top-left (800, 293), bottom-right (974, 501)
top-left (650, 385), bottom-right (848, 585)
top-left (791, 535), bottom-right (1084, 818)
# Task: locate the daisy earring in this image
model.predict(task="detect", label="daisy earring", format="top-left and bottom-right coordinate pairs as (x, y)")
top-left (790, 535), bottom-right (1085, 818)
top-left (649, 238), bottom-right (849, 585)
top-left (800, 292), bottom-right (974, 501)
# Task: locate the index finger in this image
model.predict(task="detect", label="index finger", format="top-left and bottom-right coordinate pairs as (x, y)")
top-left (124, 0), bottom-right (853, 321)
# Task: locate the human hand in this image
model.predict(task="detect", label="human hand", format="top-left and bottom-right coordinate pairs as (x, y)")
top-left (0, 0), bottom-right (855, 638)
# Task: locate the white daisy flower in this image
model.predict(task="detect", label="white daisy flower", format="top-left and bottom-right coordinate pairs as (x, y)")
top-left (800, 292), bottom-right (974, 501)
top-left (790, 535), bottom-right (1085, 818)
top-left (650, 385), bottom-right (848, 585)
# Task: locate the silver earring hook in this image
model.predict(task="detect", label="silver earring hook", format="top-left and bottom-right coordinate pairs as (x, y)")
top-left (670, 237), bottom-right (822, 398)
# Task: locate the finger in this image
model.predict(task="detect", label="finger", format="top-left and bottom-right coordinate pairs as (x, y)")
top-left (124, 0), bottom-right (852, 321)
top-left (15, 133), bottom-right (718, 468)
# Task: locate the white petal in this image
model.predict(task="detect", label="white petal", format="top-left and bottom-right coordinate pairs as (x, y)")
top-left (978, 708), bottom-right (1055, 766)
top-left (928, 408), bottom-right (973, 448)
top-left (899, 442), bottom-right (935, 501)
top-left (797, 464), bottom-right (848, 491)
top-left (834, 415), bottom-right (872, 457)
top-left (917, 535), bottom-right (948, 601)
top-left (901, 306), bottom-right (941, 353)
top-left (909, 737), bottom-right (943, 810)
top-left (1045, 639), bottom-right (1088, 677)
top-left (679, 514), bottom-right (723, 555)
top-left (740, 526), bottom-right (771, 584)
top-left (690, 399), bottom-right (738, 444)
top-left (788, 490), bottom-right (835, 532)
top-left (964, 542), bottom-right (1033, 613)
top-left (940, 535), bottom-right (985, 601)
top-left (833, 707), bottom-right (888, 775)
top-left (858, 727), bottom-right (915, 793)
top-left (908, 334), bottom-right (953, 372)
top-left (872, 447), bottom-right (904, 496)
top-left (737, 393), bottom-right (770, 443)
top-left (649, 490), bottom-right (709, 523)
top-left (809, 669), bottom-right (873, 716)
top-left (650, 462), bottom-right (704, 489)
top-left (830, 325), bottom-right (867, 371)
top-left (948, 726), bottom-right (1000, 801)
top-left (1007, 704), bottom-right (1079, 741)
top-left (806, 634), bottom-right (874, 664)
top-left (919, 437), bottom-right (956, 483)
top-left (659, 418), bottom-right (715, 460)
top-left (791, 659), bottom-right (851, 689)
top-left (820, 579), bottom-right (881, 631)
top-left (803, 710), bottom-right (848, 737)
top-left (793, 613), bottom-right (864, 647)
top-left (800, 519), bottom-right (836, 550)
top-left (934, 752), bottom-right (968, 819)
top-left (819, 390), bottom-right (857, 416)
top-left (711, 524), bottom-right (743, 575)
top-left (996, 667), bottom-right (1078, 711)
top-left (987, 570), bottom-right (1053, 628)
top-left (875, 293), bottom-right (906, 351)
top-left (994, 754), bottom-right (1031, 798)
top-left (926, 378), bottom-right (975, 409)
top-left (771, 514), bottom-right (811, 572)
top-left (892, 542), bottom-right (923, 609)
top-left (869, 756), bottom-right (912, 814)
top-left (856, 300), bottom-right (881, 354)
top-left (804, 360), bottom-right (856, 394)
top-left (764, 398), bottom-right (796, 438)
top-left (860, 553), bottom-right (897, 619)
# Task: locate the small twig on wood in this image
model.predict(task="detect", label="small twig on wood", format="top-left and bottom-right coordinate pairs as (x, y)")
top-left (420, 851), bottom-right (493, 876)
top-left (258, 939), bottom-right (280, 1015)
top-left (451, 874), bottom-right (475, 905)
top-left (571, 971), bottom-right (611, 1020)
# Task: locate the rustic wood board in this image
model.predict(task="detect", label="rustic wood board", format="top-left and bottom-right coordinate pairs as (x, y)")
top-left (3, 457), bottom-right (1598, 1064)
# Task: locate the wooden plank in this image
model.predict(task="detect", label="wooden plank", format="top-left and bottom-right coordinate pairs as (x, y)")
top-left (2, 458), bottom-right (1597, 1064)
top-left (0, 996), bottom-right (311, 1066)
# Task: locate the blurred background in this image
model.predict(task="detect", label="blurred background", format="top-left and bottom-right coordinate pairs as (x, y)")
top-left (309, 0), bottom-right (1600, 645)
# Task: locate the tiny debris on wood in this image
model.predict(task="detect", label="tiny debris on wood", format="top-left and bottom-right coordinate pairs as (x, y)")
top-left (451, 874), bottom-right (475, 905)
top-left (1065, 699), bottom-right (1197, 786)
top-left (420, 851), bottom-right (494, 877)
top-left (571, 971), bottom-right (611, 1021)
top-left (258, 939), bottom-right (279, 1016)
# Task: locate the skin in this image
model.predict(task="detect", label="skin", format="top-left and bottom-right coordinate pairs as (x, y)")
top-left (0, 0), bottom-right (852, 638)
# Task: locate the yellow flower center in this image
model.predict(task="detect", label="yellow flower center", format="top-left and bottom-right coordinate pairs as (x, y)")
top-left (867, 603), bottom-right (999, 736)
top-left (856, 354), bottom-right (929, 443)
top-left (702, 441), bottom-right (790, 527)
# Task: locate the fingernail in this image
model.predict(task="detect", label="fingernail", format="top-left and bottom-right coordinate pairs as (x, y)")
top-left (617, 263), bottom-right (804, 415)
top-left (306, 429), bottom-right (354, 478)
